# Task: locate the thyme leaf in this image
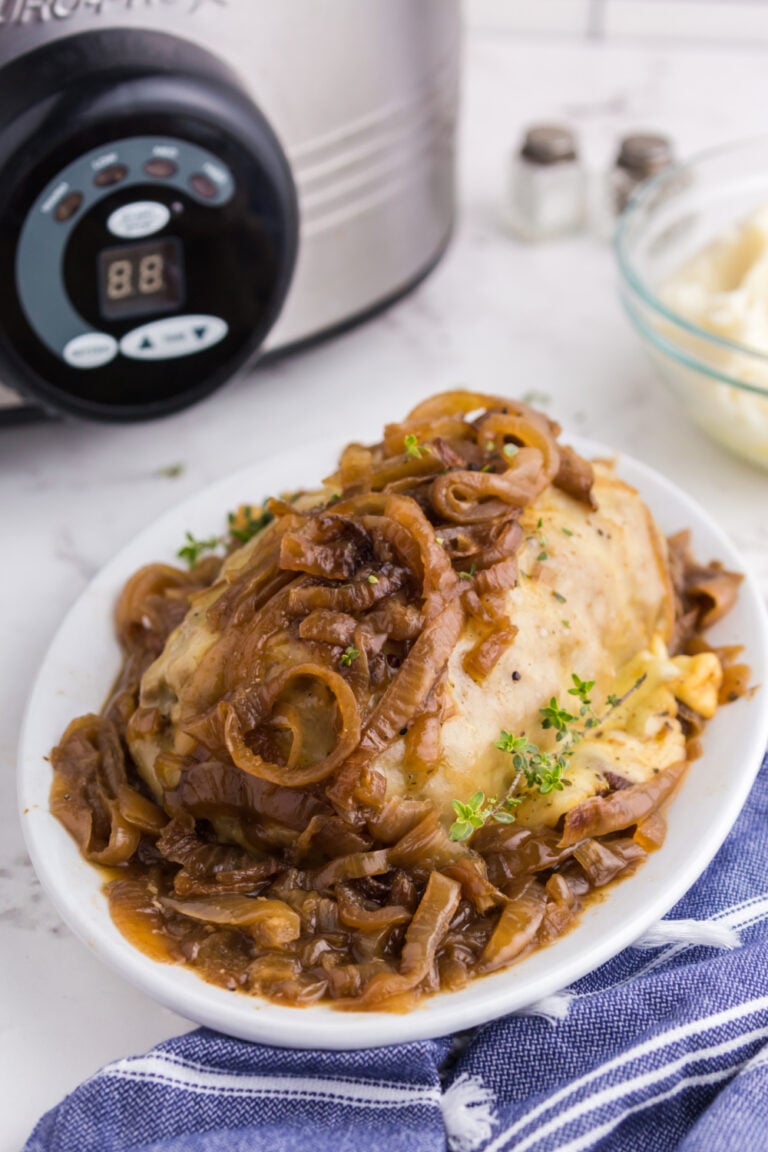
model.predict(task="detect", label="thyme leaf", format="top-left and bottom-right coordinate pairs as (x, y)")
top-left (404, 433), bottom-right (424, 460)
top-left (177, 532), bottom-right (223, 567)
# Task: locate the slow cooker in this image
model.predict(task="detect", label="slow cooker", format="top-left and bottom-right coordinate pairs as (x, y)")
top-left (0, 0), bottom-right (459, 423)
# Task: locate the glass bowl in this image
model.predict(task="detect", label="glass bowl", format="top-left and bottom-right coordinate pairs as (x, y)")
top-left (615, 137), bottom-right (768, 470)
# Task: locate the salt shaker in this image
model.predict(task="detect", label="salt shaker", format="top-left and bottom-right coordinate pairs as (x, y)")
top-left (503, 124), bottom-right (587, 242)
top-left (608, 133), bottom-right (675, 217)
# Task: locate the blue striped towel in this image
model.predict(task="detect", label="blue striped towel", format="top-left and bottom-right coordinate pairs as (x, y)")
top-left (25, 752), bottom-right (768, 1152)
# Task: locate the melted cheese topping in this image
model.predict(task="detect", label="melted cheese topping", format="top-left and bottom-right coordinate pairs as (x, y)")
top-left (513, 639), bottom-right (720, 828)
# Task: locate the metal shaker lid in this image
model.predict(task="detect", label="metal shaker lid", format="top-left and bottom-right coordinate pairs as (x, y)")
top-left (520, 125), bottom-right (578, 165)
top-left (616, 133), bottom-right (674, 177)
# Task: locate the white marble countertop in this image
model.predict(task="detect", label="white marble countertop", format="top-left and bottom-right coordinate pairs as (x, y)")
top-left (4, 28), bottom-right (768, 1151)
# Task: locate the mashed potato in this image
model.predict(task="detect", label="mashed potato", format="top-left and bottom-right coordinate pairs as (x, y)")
top-left (660, 206), bottom-right (768, 467)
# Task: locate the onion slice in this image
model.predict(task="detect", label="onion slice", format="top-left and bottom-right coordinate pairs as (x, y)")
top-left (477, 881), bottom-right (547, 974)
top-left (560, 759), bottom-right (687, 847)
top-left (222, 663), bottom-right (361, 788)
top-left (354, 871), bottom-right (462, 1006)
top-left (163, 895), bottom-right (301, 946)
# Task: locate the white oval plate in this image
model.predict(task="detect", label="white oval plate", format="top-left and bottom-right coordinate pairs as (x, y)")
top-left (18, 437), bottom-right (768, 1050)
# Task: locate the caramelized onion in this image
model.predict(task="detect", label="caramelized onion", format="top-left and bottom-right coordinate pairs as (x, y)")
top-left (337, 442), bottom-right (374, 492)
top-left (431, 449), bottom-right (546, 524)
top-left (157, 815), bottom-right (278, 891)
top-left (687, 569), bottom-right (744, 630)
top-left (223, 664), bottom-right (361, 787)
top-left (385, 494), bottom-right (458, 605)
top-left (280, 515), bottom-right (372, 581)
top-left (478, 410), bottom-right (560, 485)
top-left (382, 415), bottom-right (474, 457)
top-left (403, 709), bottom-right (443, 777)
top-left (327, 599), bottom-right (463, 810)
top-left (291, 815), bottom-right (371, 862)
top-left (354, 871), bottom-right (461, 1006)
top-left (298, 609), bottom-right (384, 654)
top-left (668, 530), bottom-right (744, 644)
top-left (634, 810), bottom-right (668, 851)
top-left (477, 881), bottom-right (547, 974)
top-left (50, 715), bottom-right (142, 866)
top-left (313, 848), bottom-right (391, 889)
top-left (336, 885), bottom-right (412, 931)
top-left (288, 568), bottom-right (407, 615)
top-left (573, 838), bottom-right (646, 886)
top-left (560, 760), bottom-right (687, 847)
top-left (553, 444), bottom-right (596, 507)
top-left (389, 812), bottom-right (466, 871)
top-left (719, 662), bottom-right (752, 704)
top-left (474, 556), bottom-right (520, 597)
top-left (366, 597), bottom-right (423, 642)
top-left (207, 517), bottom-right (298, 630)
top-left (115, 784), bottom-right (168, 834)
top-left (365, 799), bottom-right (433, 844)
top-left (167, 760), bottom-right (329, 829)
top-left (462, 624), bottom-right (519, 682)
top-left (402, 388), bottom-right (554, 428)
top-left (115, 564), bottom-right (212, 655)
top-left (163, 895), bottom-right (301, 946)
top-left (442, 856), bottom-right (504, 914)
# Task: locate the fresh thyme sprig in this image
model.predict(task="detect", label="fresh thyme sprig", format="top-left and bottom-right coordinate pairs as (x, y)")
top-left (177, 532), bottom-right (223, 567)
top-left (448, 672), bottom-right (647, 841)
top-left (521, 390), bottom-right (552, 407)
top-left (450, 790), bottom-right (522, 842)
top-left (340, 646), bottom-right (361, 667)
top-left (228, 500), bottom-right (274, 544)
top-left (178, 500), bottom-right (277, 568)
top-left (495, 731), bottom-right (567, 794)
top-left (158, 462), bottom-right (185, 479)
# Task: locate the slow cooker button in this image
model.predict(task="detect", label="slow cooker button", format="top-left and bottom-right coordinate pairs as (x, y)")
top-left (63, 333), bottom-right (118, 370)
top-left (121, 315), bottom-right (229, 360)
top-left (107, 201), bottom-right (171, 239)
top-left (94, 164), bottom-right (128, 188)
top-left (144, 158), bottom-right (178, 179)
top-left (54, 192), bottom-right (83, 223)
top-left (190, 173), bottom-right (218, 200)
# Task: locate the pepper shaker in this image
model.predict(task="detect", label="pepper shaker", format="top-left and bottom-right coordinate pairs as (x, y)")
top-left (503, 124), bottom-right (587, 242)
top-left (608, 133), bottom-right (675, 217)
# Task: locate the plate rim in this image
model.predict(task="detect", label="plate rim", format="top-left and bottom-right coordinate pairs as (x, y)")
top-left (17, 434), bottom-right (768, 1049)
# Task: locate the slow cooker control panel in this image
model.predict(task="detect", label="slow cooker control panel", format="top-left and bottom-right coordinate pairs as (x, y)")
top-left (13, 133), bottom-right (289, 415)
top-left (19, 137), bottom-right (236, 374)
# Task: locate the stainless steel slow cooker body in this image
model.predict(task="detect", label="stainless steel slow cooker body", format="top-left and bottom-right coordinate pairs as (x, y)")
top-left (0, 0), bottom-right (459, 421)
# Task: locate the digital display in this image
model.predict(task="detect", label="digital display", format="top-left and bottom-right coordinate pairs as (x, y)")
top-left (98, 238), bottom-right (184, 321)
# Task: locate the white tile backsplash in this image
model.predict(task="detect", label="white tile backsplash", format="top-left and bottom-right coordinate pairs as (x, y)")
top-left (465, 0), bottom-right (593, 36)
top-left (605, 0), bottom-right (768, 42)
top-left (466, 0), bottom-right (768, 44)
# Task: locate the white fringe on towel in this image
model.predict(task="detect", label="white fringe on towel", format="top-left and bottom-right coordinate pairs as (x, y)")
top-left (514, 990), bottom-right (575, 1024)
top-left (634, 918), bottom-right (742, 952)
top-left (442, 1073), bottom-right (497, 1152)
